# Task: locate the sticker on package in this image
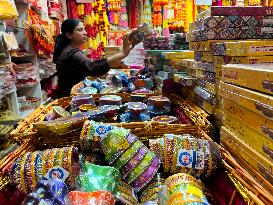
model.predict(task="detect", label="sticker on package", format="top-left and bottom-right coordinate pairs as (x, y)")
top-left (176, 149), bottom-right (204, 169)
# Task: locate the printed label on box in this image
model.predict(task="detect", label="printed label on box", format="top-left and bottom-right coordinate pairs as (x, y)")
top-left (176, 149), bottom-right (204, 169)
top-left (249, 46), bottom-right (273, 53)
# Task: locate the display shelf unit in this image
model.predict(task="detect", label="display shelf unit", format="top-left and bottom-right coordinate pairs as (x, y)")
top-left (0, 3), bottom-right (43, 120)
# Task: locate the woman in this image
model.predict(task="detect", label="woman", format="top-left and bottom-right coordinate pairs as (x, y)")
top-left (53, 19), bottom-right (134, 98)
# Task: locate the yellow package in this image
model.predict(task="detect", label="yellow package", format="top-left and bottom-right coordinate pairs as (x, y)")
top-left (221, 64), bottom-right (273, 95)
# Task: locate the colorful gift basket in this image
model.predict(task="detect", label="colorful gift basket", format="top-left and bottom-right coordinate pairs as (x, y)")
top-left (10, 94), bottom-right (211, 143)
top-left (1, 120), bottom-right (273, 205)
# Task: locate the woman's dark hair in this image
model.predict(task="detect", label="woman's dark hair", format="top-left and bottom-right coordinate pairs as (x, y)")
top-left (53, 19), bottom-right (81, 63)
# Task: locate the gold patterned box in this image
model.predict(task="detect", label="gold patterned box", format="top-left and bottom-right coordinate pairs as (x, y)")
top-left (181, 59), bottom-right (197, 68)
top-left (189, 40), bottom-right (236, 52)
top-left (221, 64), bottom-right (273, 95)
top-left (222, 98), bottom-right (273, 140)
top-left (194, 51), bottom-right (214, 63)
top-left (219, 81), bottom-right (273, 120)
top-left (211, 40), bottom-right (273, 56)
top-left (222, 113), bottom-right (273, 160)
top-left (161, 51), bottom-right (194, 59)
top-left (199, 80), bottom-right (217, 95)
top-left (213, 56), bottom-right (273, 67)
top-left (221, 127), bottom-right (273, 185)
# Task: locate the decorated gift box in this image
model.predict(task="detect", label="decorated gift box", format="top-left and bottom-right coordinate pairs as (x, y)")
top-left (193, 16), bottom-right (273, 31)
top-left (211, 40), bottom-right (273, 56)
top-left (189, 40), bottom-right (236, 52)
top-left (194, 51), bottom-right (214, 63)
top-left (161, 51), bottom-right (194, 59)
top-left (219, 81), bottom-right (273, 120)
top-left (213, 55), bottom-right (273, 67)
top-left (194, 94), bottom-right (216, 115)
top-left (199, 79), bottom-right (217, 95)
top-left (191, 27), bottom-right (273, 41)
top-left (221, 127), bottom-right (273, 184)
top-left (221, 64), bottom-right (273, 95)
top-left (222, 98), bottom-right (273, 142)
top-left (222, 113), bottom-right (273, 160)
top-left (209, 6), bottom-right (273, 17)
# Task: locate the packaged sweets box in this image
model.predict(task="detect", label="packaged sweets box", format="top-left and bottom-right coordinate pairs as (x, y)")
top-left (199, 79), bottom-right (218, 95)
top-left (223, 112), bottom-right (273, 160)
top-left (219, 81), bottom-right (273, 120)
top-left (161, 51), bottom-right (194, 59)
top-left (190, 16), bottom-right (273, 31)
top-left (211, 40), bottom-right (273, 56)
top-left (189, 27), bottom-right (273, 41)
top-left (189, 40), bottom-right (239, 51)
top-left (222, 98), bottom-right (273, 143)
top-left (221, 127), bottom-right (273, 186)
top-left (194, 51), bottom-right (213, 63)
top-left (221, 63), bottom-right (273, 95)
top-left (213, 55), bottom-right (273, 67)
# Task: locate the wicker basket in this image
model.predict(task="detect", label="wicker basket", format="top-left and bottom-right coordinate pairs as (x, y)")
top-left (10, 94), bottom-right (211, 142)
top-left (3, 124), bottom-right (273, 204)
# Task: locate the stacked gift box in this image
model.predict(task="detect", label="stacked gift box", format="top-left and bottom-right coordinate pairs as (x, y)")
top-left (219, 64), bottom-right (273, 187)
top-left (185, 6), bottom-right (273, 122)
top-left (146, 50), bottom-right (194, 93)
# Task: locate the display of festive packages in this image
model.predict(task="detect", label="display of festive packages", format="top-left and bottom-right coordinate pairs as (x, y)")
top-left (161, 51), bottom-right (194, 59)
top-left (191, 16), bottom-right (273, 31)
top-left (221, 127), bottom-right (273, 185)
top-left (194, 51), bottom-right (213, 63)
top-left (209, 6), bottom-right (273, 17)
top-left (189, 40), bottom-right (237, 52)
top-left (219, 81), bottom-right (273, 120)
top-left (222, 113), bottom-right (273, 160)
top-left (222, 98), bottom-right (273, 142)
top-left (213, 55), bottom-right (273, 68)
top-left (211, 40), bottom-right (273, 56)
top-left (221, 63), bottom-right (273, 95)
top-left (190, 27), bottom-right (273, 41)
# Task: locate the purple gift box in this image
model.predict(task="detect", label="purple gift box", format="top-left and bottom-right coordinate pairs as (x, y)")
top-left (210, 6), bottom-right (273, 17)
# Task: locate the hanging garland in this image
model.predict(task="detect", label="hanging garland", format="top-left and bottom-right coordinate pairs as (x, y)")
top-left (24, 7), bottom-right (54, 55)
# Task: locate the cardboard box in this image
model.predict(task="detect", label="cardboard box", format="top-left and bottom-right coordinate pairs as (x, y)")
top-left (189, 40), bottom-right (237, 51)
top-left (221, 64), bottom-right (273, 95)
top-left (211, 40), bottom-right (273, 56)
top-left (210, 6), bottom-right (273, 16)
top-left (222, 98), bottom-right (273, 140)
top-left (194, 52), bottom-right (214, 63)
top-left (161, 51), bottom-right (194, 59)
top-left (222, 113), bottom-right (273, 159)
top-left (191, 27), bottom-right (273, 41)
top-left (213, 56), bottom-right (273, 67)
top-left (199, 79), bottom-right (218, 95)
top-left (221, 127), bottom-right (273, 186)
top-left (219, 81), bottom-right (273, 120)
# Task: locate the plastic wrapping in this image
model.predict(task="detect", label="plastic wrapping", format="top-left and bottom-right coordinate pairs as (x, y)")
top-left (147, 96), bottom-right (171, 117)
top-left (99, 95), bottom-right (122, 106)
top-left (162, 173), bottom-right (209, 205)
top-left (10, 146), bottom-right (79, 193)
top-left (161, 134), bottom-right (222, 178)
top-left (119, 102), bottom-right (151, 122)
top-left (100, 125), bottom-right (160, 192)
top-left (66, 191), bottom-right (115, 205)
top-left (22, 179), bottom-right (68, 205)
top-left (70, 95), bottom-right (95, 112)
top-left (76, 162), bottom-right (120, 195)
